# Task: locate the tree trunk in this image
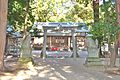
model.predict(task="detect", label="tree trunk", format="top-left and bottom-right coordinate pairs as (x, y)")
top-left (93, 0), bottom-right (99, 23)
top-left (110, 0), bottom-right (120, 67)
top-left (23, 0), bottom-right (30, 34)
top-left (115, 0), bottom-right (120, 25)
top-left (20, 0), bottom-right (32, 58)
top-left (99, 43), bottom-right (103, 57)
top-left (103, 0), bottom-right (105, 4)
top-left (0, 0), bottom-right (8, 71)
top-left (115, 0), bottom-right (120, 55)
top-left (109, 42), bottom-right (117, 67)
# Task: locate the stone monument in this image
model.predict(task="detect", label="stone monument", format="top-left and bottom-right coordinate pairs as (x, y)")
top-left (86, 36), bottom-right (99, 57)
top-left (86, 34), bottom-right (102, 66)
top-left (21, 32), bottom-right (32, 58)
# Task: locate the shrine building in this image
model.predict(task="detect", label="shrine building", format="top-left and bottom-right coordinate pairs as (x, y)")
top-left (33, 22), bottom-right (90, 58)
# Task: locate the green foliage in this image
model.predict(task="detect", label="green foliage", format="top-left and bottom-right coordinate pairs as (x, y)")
top-left (8, 0), bottom-right (35, 32)
top-left (8, 0), bottom-right (95, 32)
top-left (65, 0), bottom-right (93, 26)
top-left (91, 1), bottom-right (120, 45)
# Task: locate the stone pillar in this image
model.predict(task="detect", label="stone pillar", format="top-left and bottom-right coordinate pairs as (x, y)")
top-left (71, 30), bottom-right (76, 58)
top-left (21, 33), bottom-right (32, 58)
top-left (43, 29), bottom-right (47, 59)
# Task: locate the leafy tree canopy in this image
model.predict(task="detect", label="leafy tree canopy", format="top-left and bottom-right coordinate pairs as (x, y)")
top-left (8, 0), bottom-right (94, 32)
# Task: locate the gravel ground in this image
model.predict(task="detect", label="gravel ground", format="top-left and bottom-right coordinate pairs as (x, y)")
top-left (1, 58), bottom-right (120, 80)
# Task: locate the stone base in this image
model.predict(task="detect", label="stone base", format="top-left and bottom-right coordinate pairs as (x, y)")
top-left (86, 57), bottom-right (103, 66)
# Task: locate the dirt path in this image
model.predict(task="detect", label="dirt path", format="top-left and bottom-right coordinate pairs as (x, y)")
top-left (1, 58), bottom-right (120, 80)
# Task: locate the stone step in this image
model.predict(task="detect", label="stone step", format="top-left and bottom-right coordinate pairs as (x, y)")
top-left (86, 57), bottom-right (103, 66)
top-left (87, 57), bottom-right (101, 62)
